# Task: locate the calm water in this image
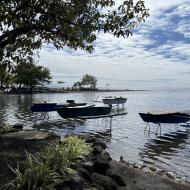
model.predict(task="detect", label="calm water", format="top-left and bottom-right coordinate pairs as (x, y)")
top-left (1, 90), bottom-right (190, 180)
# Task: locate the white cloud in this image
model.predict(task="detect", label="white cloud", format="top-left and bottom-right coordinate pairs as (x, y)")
top-left (177, 20), bottom-right (190, 38)
top-left (39, 0), bottom-right (190, 90)
top-left (144, 0), bottom-right (188, 14)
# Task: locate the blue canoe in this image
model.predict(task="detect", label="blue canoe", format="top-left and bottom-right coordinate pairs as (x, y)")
top-left (139, 112), bottom-right (190, 124)
top-left (31, 101), bottom-right (87, 112)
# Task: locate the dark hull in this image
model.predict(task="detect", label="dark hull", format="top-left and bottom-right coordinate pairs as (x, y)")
top-left (31, 103), bottom-right (86, 112)
top-left (57, 106), bottom-right (112, 118)
top-left (102, 97), bottom-right (127, 105)
top-left (139, 112), bottom-right (190, 124)
top-left (31, 103), bottom-right (57, 112)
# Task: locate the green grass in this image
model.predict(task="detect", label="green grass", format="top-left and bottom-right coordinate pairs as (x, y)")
top-left (3, 136), bottom-right (91, 190)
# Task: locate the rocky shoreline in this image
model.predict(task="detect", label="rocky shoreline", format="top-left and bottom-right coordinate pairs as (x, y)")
top-left (82, 137), bottom-right (190, 190)
top-left (0, 129), bottom-right (190, 190)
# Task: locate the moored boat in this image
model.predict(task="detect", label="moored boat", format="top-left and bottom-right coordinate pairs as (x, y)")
top-left (102, 96), bottom-right (127, 106)
top-left (31, 102), bottom-right (57, 112)
top-left (57, 105), bottom-right (112, 118)
top-left (139, 112), bottom-right (190, 124)
top-left (31, 100), bottom-right (86, 112)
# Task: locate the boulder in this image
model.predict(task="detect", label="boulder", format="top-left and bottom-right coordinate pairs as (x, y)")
top-left (77, 167), bottom-right (92, 182)
top-left (85, 137), bottom-right (107, 150)
top-left (92, 140), bottom-right (107, 150)
top-left (55, 185), bottom-right (71, 190)
top-left (85, 136), bottom-right (97, 144)
top-left (93, 158), bottom-right (110, 174)
top-left (103, 160), bottom-right (126, 186)
top-left (81, 161), bottom-right (93, 173)
top-left (105, 168), bottom-right (126, 186)
top-left (92, 145), bottom-right (103, 155)
top-left (92, 173), bottom-right (118, 190)
top-left (96, 150), bottom-right (112, 161)
top-left (56, 175), bottom-right (85, 190)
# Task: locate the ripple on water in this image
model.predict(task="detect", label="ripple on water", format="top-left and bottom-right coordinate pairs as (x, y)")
top-left (1, 91), bottom-right (190, 180)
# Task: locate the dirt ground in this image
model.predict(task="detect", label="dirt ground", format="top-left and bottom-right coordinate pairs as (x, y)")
top-left (0, 130), bottom-right (59, 186)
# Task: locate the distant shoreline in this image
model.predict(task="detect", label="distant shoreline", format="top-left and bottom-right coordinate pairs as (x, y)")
top-left (35, 86), bottom-right (149, 93)
top-left (62, 89), bottom-right (149, 93)
top-left (1, 87), bottom-right (149, 94)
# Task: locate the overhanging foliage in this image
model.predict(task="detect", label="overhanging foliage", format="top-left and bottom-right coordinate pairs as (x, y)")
top-left (0, 0), bottom-right (149, 64)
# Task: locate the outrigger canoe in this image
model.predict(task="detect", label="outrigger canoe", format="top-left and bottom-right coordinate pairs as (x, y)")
top-left (139, 112), bottom-right (190, 124)
top-left (57, 105), bottom-right (112, 119)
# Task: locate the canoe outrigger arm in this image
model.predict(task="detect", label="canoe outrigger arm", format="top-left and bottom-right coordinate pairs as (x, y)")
top-left (39, 112), bottom-right (50, 120)
top-left (155, 123), bottom-right (161, 135)
top-left (144, 122), bottom-right (161, 135)
top-left (77, 112), bottom-right (127, 132)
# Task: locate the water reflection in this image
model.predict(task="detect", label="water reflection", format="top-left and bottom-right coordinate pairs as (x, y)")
top-left (31, 118), bottom-right (113, 142)
top-left (139, 130), bottom-right (190, 169)
top-left (0, 94), bottom-right (38, 125)
top-left (1, 91), bottom-right (190, 179)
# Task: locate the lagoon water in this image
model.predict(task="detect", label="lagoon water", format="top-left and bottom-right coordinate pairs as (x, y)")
top-left (1, 89), bottom-right (190, 180)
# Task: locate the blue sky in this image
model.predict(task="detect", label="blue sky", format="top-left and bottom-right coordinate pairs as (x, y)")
top-left (39, 0), bottom-right (190, 90)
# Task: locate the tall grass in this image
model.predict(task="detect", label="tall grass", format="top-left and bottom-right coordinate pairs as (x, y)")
top-left (3, 136), bottom-right (91, 190)
top-left (0, 124), bottom-right (14, 133)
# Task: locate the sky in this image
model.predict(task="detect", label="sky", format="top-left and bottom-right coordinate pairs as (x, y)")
top-left (39, 0), bottom-right (190, 90)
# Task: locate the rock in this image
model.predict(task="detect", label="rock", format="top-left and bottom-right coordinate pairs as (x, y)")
top-left (3, 130), bottom-right (53, 140)
top-left (96, 151), bottom-right (112, 161)
top-left (139, 165), bottom-right (146, 169)
top-left (84, 186), bottom-right (103, 190)
top-left (64, 187), bottom-right (71, 190)
top-left (105, 168), bottom-right (126, 186)
top-left (92, 140), bottom-right (107, 150)
top-left (175, 178), bottom-right (182, 183)
top-left (132, 163), bottom-right (139, 169)
top-left (92, 145), bottom-right (103, 155)
top-left (156, 169), bottom-right (166, 175)
top-left (77, 167), bottom-right (92, 182)
top-left (105, 160), bottom-right (126, 186)
top-left (59, 175), bottom-right (85, 190)
top-left (81, 161), bottom-right (93, 173)
top-left (149, 167), bottom-right (156, 172)
top-left (85, 136), bottom-right (97, 144)
top-left (102, 150), bottom-right (112, 161)
top-left (93, 158), bottom-right (110, 174)
top-left (92, 173), bottom-right (118, 190)
top-left (55, 184), bottom-right (71, 190)
top-left (85, 137), bottom-right (107, 149)
top-left (12, 123), bottom-right (23, 129)
top-left (165, 172), bottom-right (175, 179)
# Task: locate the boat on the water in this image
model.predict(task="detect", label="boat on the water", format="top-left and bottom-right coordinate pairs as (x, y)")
top-left (31, 103), bottom-right (57, 112)
top-left (31, 100), bottom-right (86, 112)
top-left (139, 112), bottom-right (190, 124)
top-left (102, 96), bottom-right (127, 106)
top-left (57, 105), bottom-right (112, 119)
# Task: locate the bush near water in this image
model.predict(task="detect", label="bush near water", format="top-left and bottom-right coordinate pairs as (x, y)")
top-left (3, 136), bottom-right (91, 190)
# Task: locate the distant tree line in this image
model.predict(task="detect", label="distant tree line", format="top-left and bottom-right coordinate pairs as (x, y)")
top-left (0, 59), bottom-right (51, 93)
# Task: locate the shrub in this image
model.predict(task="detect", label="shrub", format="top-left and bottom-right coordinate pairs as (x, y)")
top-left (3, 136), bottom-right (91, 190)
